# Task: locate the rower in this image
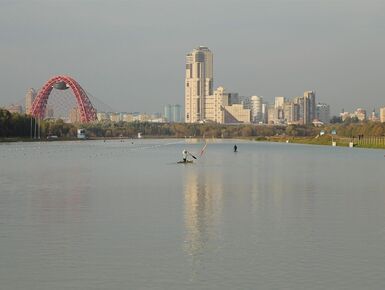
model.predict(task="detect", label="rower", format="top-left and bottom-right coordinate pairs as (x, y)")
top-left (182, 149), bottom-right (188, 163)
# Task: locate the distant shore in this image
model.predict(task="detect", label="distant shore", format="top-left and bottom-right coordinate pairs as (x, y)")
top-left (2, 135), bottom-right (385, 150)
top-left (257, 135), bottom-right (385, 149)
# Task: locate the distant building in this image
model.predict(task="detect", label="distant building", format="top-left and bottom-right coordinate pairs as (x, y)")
top-left (355, 108), bottom-right (366, 121)
top-left (133, 114), bottom-right (152, 122)
top-left (261, 103), bottom-right (268, 124)
top-left (274, 96), bottom-right (285, 109)
top-left (369, 109), bottom-right (379, 122)
top-left (6, 104), bottom-right (22, 114)
top-left (97, 112), bottom-right (109, 121)
top-left (110, 113), bottom-right (121, 122)
top-left (164, 104), bottom-right (182, 122)
top-left (267, 104), bottom-right (276, 124)
top-left (223, 104), bottom-right (250, 123)
top-left (123, 113), bottom-right (134, 122)
top-left (284, 101), bottom-right (300, 124)
top-left (340, 111), bottom-right (352, 121)
top-left (164, 105), bottom-right (171, 121)
top-left (304, 90), bottom-right (316, 125)
top-left (293, 96), bottom-right (304, 124)
top-left (25, 88), bottom-right (36, 114)
top-left (229, 93), bottom-right (241, 105)
top-left (290, 91), bottom-right (316, 125)
top-left (69, 107), bottom-right (81, 123)
top-left (249, 96), bottom-right (263, 123)
top-left (316, 103), bottom-right (330, 124)
top-left (185, 46), bottom-right (213, 123)
top-left (380, 107), bottom-right (385, 123)
top-left (204, 86), bottom-right (229, 123)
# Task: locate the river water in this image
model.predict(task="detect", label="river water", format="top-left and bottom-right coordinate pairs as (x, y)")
top-left (1, 139), bottom-right (385, 289)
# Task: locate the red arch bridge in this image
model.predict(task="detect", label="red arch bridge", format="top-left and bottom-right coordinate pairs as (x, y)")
top-left (30, 75), bottom-right (97, 123)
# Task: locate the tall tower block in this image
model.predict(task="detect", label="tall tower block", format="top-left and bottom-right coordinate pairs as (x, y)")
top-left (185, 46), bottom-right (213, 123)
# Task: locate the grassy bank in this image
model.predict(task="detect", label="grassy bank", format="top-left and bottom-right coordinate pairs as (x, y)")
top-left (258, 135), bottom-right (385, 149)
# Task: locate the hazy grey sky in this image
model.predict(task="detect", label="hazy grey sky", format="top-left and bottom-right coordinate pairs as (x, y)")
top-left (1, 0), bottom-right (384, 114)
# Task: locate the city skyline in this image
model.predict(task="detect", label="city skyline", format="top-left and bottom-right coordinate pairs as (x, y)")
top-left (1, 0), bottom-right (385, 115)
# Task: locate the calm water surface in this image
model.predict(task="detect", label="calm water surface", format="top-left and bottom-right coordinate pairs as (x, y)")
top-left (1, 139), bottom-right (385, 289)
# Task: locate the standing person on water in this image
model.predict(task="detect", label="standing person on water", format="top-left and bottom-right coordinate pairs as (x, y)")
top-left (234, 144), bottom-right (238, 152)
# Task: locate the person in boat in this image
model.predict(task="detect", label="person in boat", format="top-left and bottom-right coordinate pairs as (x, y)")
top-left (234, 144), bottom-right (238, 152)
top-left (182, 149), bottom-right (189, 163)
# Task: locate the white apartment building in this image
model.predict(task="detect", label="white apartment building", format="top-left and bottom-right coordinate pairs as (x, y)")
top-left (274, 96), bottom-right (285, 109)
top-left (185, 46), bottom-right (213, 123)
top-left (250, 96), bottom-right (263, 123)
top-left (204, 86), bottom-right (229, 123)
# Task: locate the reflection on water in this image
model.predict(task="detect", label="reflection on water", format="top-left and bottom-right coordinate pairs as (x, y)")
top-left (1, 140), bottom-right (385, 289)
top-left (183, 168), bottom-right (223, 279)
top-left (32, 164), bottom-right (90, 224)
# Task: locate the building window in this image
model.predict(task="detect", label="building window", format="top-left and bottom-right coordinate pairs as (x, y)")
top-left (197, 81), bottom-right (200, 96)
top-left (197, 63), bottom-right (200, 78)
top-left (197, 99), bottom-right (200, 114)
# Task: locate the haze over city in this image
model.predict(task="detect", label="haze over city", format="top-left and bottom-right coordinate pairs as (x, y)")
top-left (1, 0), bottom-right (385, 114)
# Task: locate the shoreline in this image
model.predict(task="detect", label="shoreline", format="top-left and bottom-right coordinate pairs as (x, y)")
top-left (2, 135), bottom-right (385, 150)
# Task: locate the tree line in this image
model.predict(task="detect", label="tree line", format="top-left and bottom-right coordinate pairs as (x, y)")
top-left (0, 109), bottom-right (32, 137)
top-left (2, 108), bottom-right (385, 139)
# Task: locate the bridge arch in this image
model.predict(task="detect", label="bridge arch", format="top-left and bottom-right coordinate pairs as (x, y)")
top-left (30, 75), bottom-right (97, 123)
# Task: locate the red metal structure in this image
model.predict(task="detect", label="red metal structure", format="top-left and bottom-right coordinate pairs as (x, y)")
top-left (30, 75), bottom-right (97, 123)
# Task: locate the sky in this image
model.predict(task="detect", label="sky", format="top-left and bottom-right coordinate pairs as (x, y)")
top-left (0, 0), bottom-right (384, 115)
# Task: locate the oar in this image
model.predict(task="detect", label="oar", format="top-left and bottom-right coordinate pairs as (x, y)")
top-left (200, 141), bottom-right (208, 157)
top-left (188, 152), bottom-right (197, 159)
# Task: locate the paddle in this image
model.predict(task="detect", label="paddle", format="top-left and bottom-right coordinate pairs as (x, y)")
top-left (188, 152), bottom-right (197, 159)
top-left (199, 141), bottom-right (208, 157)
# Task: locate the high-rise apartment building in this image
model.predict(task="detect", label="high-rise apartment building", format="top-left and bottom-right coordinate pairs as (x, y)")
top-left (292, 91), bottom-right (316, 125)
top-left (274, 96), bottom-right (285, 109)
top-left (273, 96), bottom-right (285, 124)
top-left (304, 90), bottom-right (316, 125)
top-left (164, 104), bottom-right (182, 122)
top-left (229, 93), bottom-right (241, 105)
top-left (25, 88), bottom-right (36, 114)
top-left (284, 101), bottom-right (300, 124)
top-left (185, 46), bottom-right (213, 123)
top-left (250, 96), bottom-right (263, 123)
top-left (261, 103), bottom-right (268, 123)
top-left (316, 103), bottom-right (330, 124)
top-left (204, 86), bottom-right (229, 123)
top-left (267, 104), bottom-right (276, 124)
top-left (293, 96), bottom-right (304, 123)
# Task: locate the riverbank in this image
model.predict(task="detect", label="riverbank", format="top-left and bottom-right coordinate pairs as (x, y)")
top-left (260, 135), bottom-right (385, 149)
